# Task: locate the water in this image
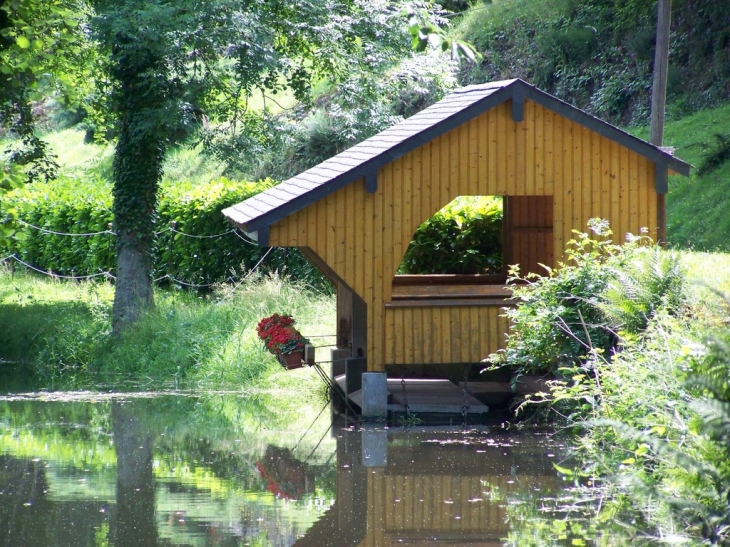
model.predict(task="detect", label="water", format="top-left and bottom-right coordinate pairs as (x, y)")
top-left (0, 392), bottom-right (620, 546)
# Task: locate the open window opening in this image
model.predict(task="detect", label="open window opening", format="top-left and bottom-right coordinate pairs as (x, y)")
top-left (391, 195), bottom-right (553, 303)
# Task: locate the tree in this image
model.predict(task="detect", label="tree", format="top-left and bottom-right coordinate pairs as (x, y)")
top-left (91, 0), bottom-right (386, 332)
top-left (0, 0), bottom-right (92, 245)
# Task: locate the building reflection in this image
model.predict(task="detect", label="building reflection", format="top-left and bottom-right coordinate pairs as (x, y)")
top-left (293, 425), bottom-right (561, 547)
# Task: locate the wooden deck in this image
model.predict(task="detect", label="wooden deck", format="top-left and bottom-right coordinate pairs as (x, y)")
top-left (334, 376), bottom-right (492, 421)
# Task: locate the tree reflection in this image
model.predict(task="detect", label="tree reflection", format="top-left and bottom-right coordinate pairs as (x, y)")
top-left (111, 400), bottom-right (157, 546)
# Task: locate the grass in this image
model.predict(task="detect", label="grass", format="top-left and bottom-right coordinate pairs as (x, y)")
top-left (25, 128), bottom-right (227, 185)
top-left (0, 266), bottom-right (336, 393)
top-left (627, 102), bottom-right (730, 252)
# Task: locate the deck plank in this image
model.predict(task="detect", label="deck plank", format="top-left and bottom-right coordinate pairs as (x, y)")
top-left (336, 377), bottom-right (490, 415)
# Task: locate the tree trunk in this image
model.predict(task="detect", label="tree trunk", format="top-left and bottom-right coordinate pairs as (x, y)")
top-left (110, 119), bottom-right (163, 334)
top-left (107, 23), bottom-right (167, 335)
top-left (111, 400), bottom-right (158, 546)
top-left (113, 229), bottom-right (155, 333)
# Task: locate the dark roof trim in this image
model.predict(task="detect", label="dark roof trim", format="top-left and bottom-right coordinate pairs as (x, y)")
top-left (365, 171), bottom-right (378, 194)
top-left (256, 225), bottom-right (270, 247)
top-left (236, 79), bottom-right (690, 234)
top-left (655, 162), bottom-right (669, 194)
top-left (511, 83), bottom-right (524, 122)
top-left (241, 84), bottom-right (516, 232)
top-left (522, 85), bottom-right (691, 177)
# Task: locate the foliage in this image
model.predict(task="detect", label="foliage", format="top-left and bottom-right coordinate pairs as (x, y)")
top-left (489, 220), bottom-right (619, 376)
top-left (1, 176), bottom-right (327, 289)
top-left (256, 313), bottom-right (311, 356)
top-left (455, 0), bottom-right (730, 126)
top-left (0, 269), bottom-right (335, 390)
top-left (211, 46), bottom-right (459, 181)
top-left (697, 133), bottom-right (730, 177)
top-left (490, 220), bottom-right (687, 381)
top-left (88, 0), bottom-right (404, 330)
top-left (0, 0), bottom-right (94, 184)
top-left (599, 245), bottom-right (685, 335)
top-left (512, 248), bottom-right (730, 544)
top-left (553, 305), bottom-right (730, 545)
top-left (400, 196), bottom-right (502, 274)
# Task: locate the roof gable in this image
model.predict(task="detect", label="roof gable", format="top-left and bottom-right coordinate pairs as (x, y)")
top-left (223, 79), bottom-right (690, 234)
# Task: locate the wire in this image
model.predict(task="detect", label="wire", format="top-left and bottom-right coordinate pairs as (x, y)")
top-left (16, 219), bottom-right (114, 237)
top-left (220, 247), bottom-right (274, 299)
top-left (16, 219), bottom-right (238, 240)
top-left (9, 255), bottom-right (115, 280)
top-left (232, 229), bottom-right (261, 246)
top-left (153, 274), bottom-right (228, 289)
top-left (168, 226), bottom-right (237, 239)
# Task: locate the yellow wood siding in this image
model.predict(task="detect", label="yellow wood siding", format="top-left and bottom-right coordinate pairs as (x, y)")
top-left (267, 99), bottom-right (658, 371)
top-left (384, 304), bottom-right (509, 365)
top-left (355, 471), bottom-right (559, 547)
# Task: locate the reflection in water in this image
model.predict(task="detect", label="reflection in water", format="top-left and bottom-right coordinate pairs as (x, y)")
top-left (299, 427), bottom-right (568, 547)
top-left (0, 394), bottom-right (618, 546)
top-left (112, 400), bottom-right (157, 546)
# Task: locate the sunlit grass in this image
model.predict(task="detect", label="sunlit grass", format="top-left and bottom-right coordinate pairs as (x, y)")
top-left (36, 128), bottom-right (114, 180)
top-left (627, 103), bottom-right (730, 252)
top-left (0, 266), bottom-right (336, 393)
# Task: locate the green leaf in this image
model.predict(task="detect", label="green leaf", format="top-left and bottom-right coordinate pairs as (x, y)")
top-left (16, 35), bottom-right (31, 49)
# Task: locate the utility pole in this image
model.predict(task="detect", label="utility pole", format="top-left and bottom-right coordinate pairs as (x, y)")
top-left (651, 0), bottom-right (671, 246)
top-left (650, 0), bottom-right (671, 146)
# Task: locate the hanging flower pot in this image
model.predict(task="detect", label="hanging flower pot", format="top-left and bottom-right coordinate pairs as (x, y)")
top-left (256, 313), bottom-right (310, 370)
top-left (277, 350), bottom-right (305, 370)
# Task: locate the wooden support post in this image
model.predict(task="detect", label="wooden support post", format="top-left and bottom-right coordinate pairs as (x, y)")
top-left (361, 372), bottom-right (388, 420)
top-left (337, 282), bottom-right (353, 350)
top-left (304, 344), bottom-right (316, 366)
top-left (651, 0), bottom-right (671, 248)
top-left (361, 429), bottom-right (388, 467)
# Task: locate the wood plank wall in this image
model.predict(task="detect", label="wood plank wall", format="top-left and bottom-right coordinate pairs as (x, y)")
top-left (383, 304), bottom-right (509, 365)
top-left (505, 195), bottom-right (554, 277)
top-left (355, 470), bottom-right (550, 546)
top-left (268, 99), bottom-right (658, 371)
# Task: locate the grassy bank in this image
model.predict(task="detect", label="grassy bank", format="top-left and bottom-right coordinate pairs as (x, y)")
top-left (626, 102), bottom-right (730, 252)
top-left (0, 266), bottom-right (336, 393)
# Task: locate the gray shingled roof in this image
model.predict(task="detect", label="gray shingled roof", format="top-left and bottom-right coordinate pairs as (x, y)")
top-left (223, 78), bottom-right (690, 235)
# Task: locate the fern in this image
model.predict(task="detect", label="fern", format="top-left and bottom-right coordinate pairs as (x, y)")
top-left (600, 247), bottom-right (685, 335)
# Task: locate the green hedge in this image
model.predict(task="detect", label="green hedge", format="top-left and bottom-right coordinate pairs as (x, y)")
top-left (2, 176), bottom-right (327, 289)
top-left (4, 179), bottom-right (503, 284)
top-left (399, 196), bottom-right (503, 274)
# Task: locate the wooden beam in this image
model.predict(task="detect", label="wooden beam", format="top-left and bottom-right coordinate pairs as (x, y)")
top-left (511, 85), bottom-right (524, 122)
top-left (385, 298), bottom-right (516, 308)
top-left (365, 171), bottom-right (378, 193)
top-left (337, 282), bottom-right (353, 350)
top-left (655, 162), bottom-right (669, 194)
top-left (298, 246), bottom-right (367, 357)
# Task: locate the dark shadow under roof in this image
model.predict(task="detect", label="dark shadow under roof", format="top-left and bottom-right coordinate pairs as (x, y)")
top-left (223, 78), bottom-right (690, 234)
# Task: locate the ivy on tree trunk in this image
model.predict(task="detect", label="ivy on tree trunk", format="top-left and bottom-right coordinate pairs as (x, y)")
top-left (104, 7), bottom-right (168, 333)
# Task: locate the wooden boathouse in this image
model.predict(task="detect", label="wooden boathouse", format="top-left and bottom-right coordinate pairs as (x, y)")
top-left (223, 78), bottom-right (689, 414)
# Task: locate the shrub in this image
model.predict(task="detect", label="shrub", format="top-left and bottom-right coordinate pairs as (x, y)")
top-left (490, 220), bottom-right (686, 378)
top-left (2, 176), bottom-right (328, 289)
top-left (399, 196), bottom-right (503, 274)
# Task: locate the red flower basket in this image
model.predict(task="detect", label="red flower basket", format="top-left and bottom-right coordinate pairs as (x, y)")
top-left (256, 313), bottom-right (310, 370)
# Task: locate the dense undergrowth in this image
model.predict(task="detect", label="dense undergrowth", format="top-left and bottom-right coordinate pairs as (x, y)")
top-left (0, 269), bottom-right (336, 393)
top-left (490, 221), bottom-right (730, 545)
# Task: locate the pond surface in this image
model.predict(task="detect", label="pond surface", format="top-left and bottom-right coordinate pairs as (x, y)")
top-left (0, 392), bottom-right (625, 546)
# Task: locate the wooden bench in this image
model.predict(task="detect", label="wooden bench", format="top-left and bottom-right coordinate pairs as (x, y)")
top-left (388, 274), bottom-right (517, 307)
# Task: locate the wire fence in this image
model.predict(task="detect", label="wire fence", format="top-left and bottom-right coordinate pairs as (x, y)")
top-left (1, 221), bottom-right (276, 289)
